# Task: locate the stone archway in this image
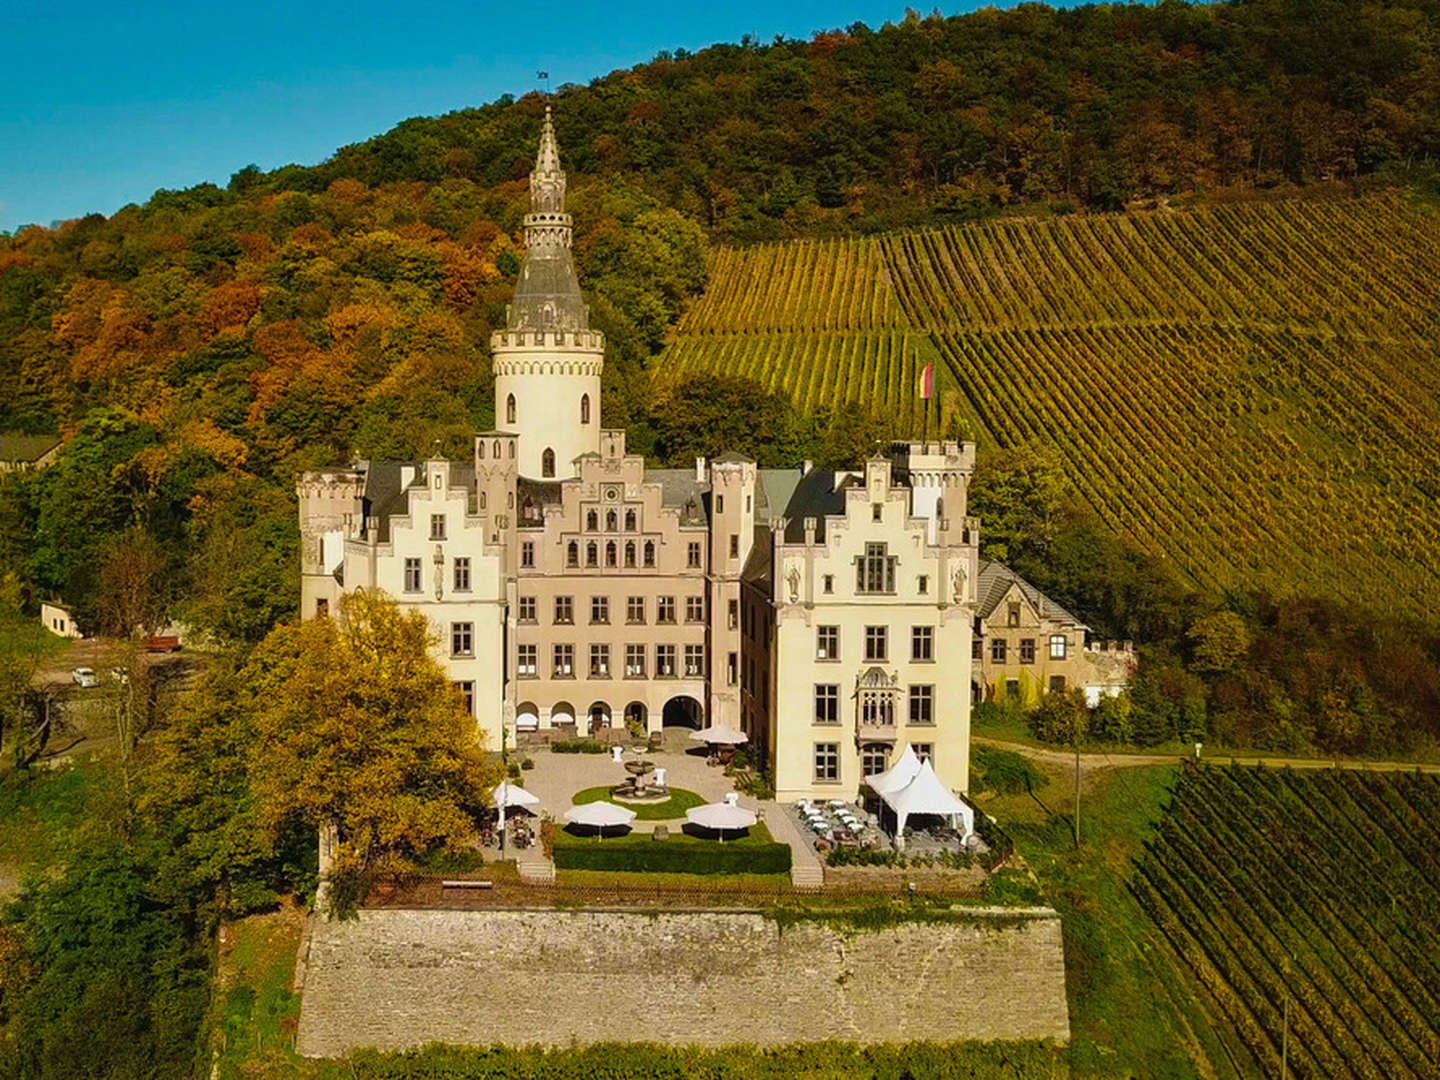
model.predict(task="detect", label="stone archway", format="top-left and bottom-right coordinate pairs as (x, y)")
top-left (588, 701), bottom-right (613, 731)
top-left (662, 695), bottom-right (703, 730)
top-left (624, 701), bottom-right (648, 735)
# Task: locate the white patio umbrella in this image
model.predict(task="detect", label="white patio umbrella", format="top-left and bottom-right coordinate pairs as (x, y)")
top-left (491, 781), bottom-right (540, 854)
top-left (685, 800), bottom-right (758, 841)
top-left (563, 800), bottom-right (637, 834)
top-left (689, 724), bottom-right (750, 745)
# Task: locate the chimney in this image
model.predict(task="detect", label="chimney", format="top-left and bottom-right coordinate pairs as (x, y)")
top-left (695, 456), bottom-right (707, 483)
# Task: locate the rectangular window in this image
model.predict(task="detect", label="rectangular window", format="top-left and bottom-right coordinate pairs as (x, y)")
top-left (727, 652), bottom-right (738, 685)
top-left (687, 541), bottom-right (702, 568)
top-left (521, 541), bottom-right (535, 568)
top-left (590, 644), bottom-right (610, 678)
top-left (403, 557), bottom-right (422, 593)
top-left (518, 596), bottom-right (536, 623)
top-left (590, 596), bottom-right (609, 624)
top-left (991, 638), bottom-right (1008, 664)
top-left (823, 574), bottom-right (834, 594)
top-left (625, 644), bottom-right (646, 678)
top-left (450, 622), bottom-right (473, 657)
top-left (685, 596), bottom-right (705, 623)
top-left (856, 542), bottom-right (896, 594)
top-left (430, 514), bottom-right (447, 541)
top-left (913, 743), bottom-right (933, 765)
top-left (657, 597), bottom-right (676, 624)
top-left (453, 557), bottom-right (471, 592)
top-left (729, 534), bottom-right (740, 558)
top-left (554, 596), bottom-right (573, 624)
top-left (683, 644), bottom-right (705, 677)
top-left (1050, 634), bottom-right (1068, 660)
top-left (655, 644), bottom-right (676, 677)
top-left (517, 644), bottom-right (537, 677)
top-left (715, 494), bottom-right (724, 513)
top-left (909, 684), bottom-right (934, 725)
top-left (553, 644), bottom-right (574, 678)
top-left (814, 743), bottom-right (840, 783)
top-left (972, 636), bottom-right (983, 660)
top-left (872, 503), bottom-right (883, 522)
top-left (728, 599), bottom-right (738, 629)
top-left (917, 574), bottom-right (928, 595)
top-left (1008, 601), bottom-right (1021, 627)
top-left (1050, 675), bottom-right (1068, 693)
top-left (626, 596), bottom-right (645, 623)
top-left (864, 626), bottom-right (888, 662)
top-left (315, 597), bottom-right (329, 618)
top-left (814, 684), bottom-right (840, 725)
top-left (911, 626), bottom-right (934, 662)
top-left (454, 680), bottom-right (474, 715)
top-left (1020, 638), bottom-right (1036, 664)
top-left (1006, 677), bottom-right (1020, 699)
top-left (817, 625), bottom-right (840, 661)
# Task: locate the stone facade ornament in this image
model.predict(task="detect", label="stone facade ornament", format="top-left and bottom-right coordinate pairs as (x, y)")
top-left (786, 566), bottom-right (801, 603)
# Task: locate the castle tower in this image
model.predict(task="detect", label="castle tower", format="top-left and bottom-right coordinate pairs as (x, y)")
top-left (491, 105), bottom-right (605, 480)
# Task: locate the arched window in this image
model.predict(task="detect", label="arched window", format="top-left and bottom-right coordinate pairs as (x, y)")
top-left (625, 509), bottom-right (637, 531)
top-left (508, 442), bottom-right (515, 458)
top-left (542, 448), bottom-right (555, 478)
top-left (586, 542), bottom-right (598, 567)
top-left (606, 510), bottom-right (617, 531)
top-left (506, 394), bottom-right (516, 425)
top-left (580, 394), bottom-right (591, 424)
top-left (606, 541), bottom-right (617, 567)
top-left (624, 541), bottom-right (636, 568)
top-left (567, 542), bottom-right (579, 568)
top-left (492, 440), bottom-right (501, 458)
top-left (586, 510), bottom-right (598, 531)
top-left (478, 442), bottom-right (485, 460)
top-left (479, 492), bottom-right (487, 510)
top-left (643, 541), bottom-right (655, 568)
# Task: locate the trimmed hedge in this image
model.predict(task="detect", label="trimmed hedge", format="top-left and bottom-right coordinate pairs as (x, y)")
top-left (553, 825), bottom-right (792, 875)
top-left (550, 739), bottom-right (608, 754)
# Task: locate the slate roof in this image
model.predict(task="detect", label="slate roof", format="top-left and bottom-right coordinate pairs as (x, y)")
top-left (975, 559), bottom-right (1087, 630)
top-left (0, 433), bottom-right (61, 463)
top-left (642, 469), bottom-right (709, 524)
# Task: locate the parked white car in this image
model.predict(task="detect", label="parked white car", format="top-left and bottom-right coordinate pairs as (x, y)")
top-left (71, 667), bottom-right (98, 688)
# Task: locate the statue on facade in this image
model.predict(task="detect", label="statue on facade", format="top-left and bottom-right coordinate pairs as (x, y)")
top-left (953, 564), bottom-right (968, 603)
top-left (786, 567), bottom-right (801, 603)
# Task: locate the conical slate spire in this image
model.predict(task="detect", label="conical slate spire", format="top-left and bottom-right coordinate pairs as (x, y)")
top-left (509, 104), bottom-right (587, 331)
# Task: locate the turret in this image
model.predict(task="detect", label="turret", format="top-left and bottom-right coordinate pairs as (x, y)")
top-left (296, 468), bottom-right (364, 619)
top-left (475, 433), bottom-right (519, 574)
top-left (491, 105), bottom-right (605, 480)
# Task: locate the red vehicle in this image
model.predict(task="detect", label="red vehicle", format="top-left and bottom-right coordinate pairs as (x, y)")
top-left (143, 635), bottom-right (181, 653)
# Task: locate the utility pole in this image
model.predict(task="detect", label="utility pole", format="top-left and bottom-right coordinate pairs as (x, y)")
top-left (1073, 735), bottom-right (1081, 849)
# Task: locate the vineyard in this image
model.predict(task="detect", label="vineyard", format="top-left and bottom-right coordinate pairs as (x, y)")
top-left (658, 195), bottom-right (1440, 610)
top-left (1132, 765), bottom-right (1440, 1080)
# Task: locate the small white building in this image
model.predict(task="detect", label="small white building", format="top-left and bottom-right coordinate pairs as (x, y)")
top-left (40, 601), bottom-right (81, 639)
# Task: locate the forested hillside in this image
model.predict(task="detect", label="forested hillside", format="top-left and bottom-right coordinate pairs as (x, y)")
top-left (662, 194), bottom-right (1440, 617)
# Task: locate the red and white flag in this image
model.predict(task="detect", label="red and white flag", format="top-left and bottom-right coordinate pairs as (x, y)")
top-left (920, 362), bottom-right (934, 400)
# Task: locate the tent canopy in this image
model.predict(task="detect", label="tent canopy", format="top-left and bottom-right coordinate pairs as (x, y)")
top-left (686, 802), bottom-right (758, 831)
top-left (864, 743), bottom-right (922, 796)
top-left (874, 757), bottom-right (975, 845)
top-left (491, 781), bottom-right (540, 811)
top-left (689, 724), bottom-right (749, 745)
top-left (564, 801), bottom-right (637, 828)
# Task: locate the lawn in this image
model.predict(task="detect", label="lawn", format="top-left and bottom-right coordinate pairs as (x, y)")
top-left (553, 820), bottom-right (791, 874)
top-left (570, 784), bottom-right (706, 820)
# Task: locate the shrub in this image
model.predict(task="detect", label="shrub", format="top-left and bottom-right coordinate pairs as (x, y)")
top-left (519, 757), bottom-right (535, 770)
top-left (552, 826), bottom-right (791, 875)
top-left (550, 739), bottom-right (607, 754)
top-left (971, 747), bottom-right (1044, 796)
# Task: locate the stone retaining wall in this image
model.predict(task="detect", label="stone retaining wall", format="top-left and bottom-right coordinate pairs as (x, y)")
top-left (295, 907), bottom-right (1069, 1057)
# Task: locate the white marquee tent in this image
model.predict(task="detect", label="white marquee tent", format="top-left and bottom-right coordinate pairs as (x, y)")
top-left (870, 754), bottom-right (975, 849)
top-left (689, 724), bottom-right (749, 745)
top-left (864, 743), bottom-right (923, 796)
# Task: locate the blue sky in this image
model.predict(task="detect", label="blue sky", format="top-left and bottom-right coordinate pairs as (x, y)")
top-left (0, 1), bottom-right (1004, 233)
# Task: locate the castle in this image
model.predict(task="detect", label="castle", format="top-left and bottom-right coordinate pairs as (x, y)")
top-left (296, 109), bottom-right (1127, 802)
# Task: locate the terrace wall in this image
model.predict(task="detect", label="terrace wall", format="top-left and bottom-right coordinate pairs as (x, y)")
top-left (294, 906), bottom-right (1069, 1057)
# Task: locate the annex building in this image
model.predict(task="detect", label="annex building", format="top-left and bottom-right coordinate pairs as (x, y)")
top-left (297, 109), bottom-right (1126, 802)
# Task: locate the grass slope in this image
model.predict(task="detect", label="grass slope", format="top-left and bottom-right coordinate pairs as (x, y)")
top-left (659, 194), bottom-right (1440, 614)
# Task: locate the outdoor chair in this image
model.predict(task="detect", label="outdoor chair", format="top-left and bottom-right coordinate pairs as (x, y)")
top-left (653, 766), bottom-right (667, 790)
